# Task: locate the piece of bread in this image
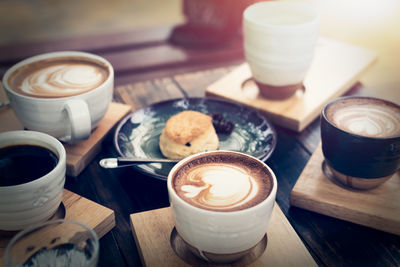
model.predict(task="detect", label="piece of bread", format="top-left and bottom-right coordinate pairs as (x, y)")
top-left (159, 110), bottom-right (219, 159)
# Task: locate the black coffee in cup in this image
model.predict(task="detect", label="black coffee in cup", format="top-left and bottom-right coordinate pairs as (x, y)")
top-left (0, 144), bottom-right (58, 186)
top-left (321, 96), bottom-right (400, 189)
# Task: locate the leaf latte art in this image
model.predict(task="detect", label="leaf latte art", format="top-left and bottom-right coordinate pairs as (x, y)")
top-left (8, 58), bottom-right (109, 98)
top-left (174, 162), bottom-right (271, 212)
top-left (21, 64), bottom-right (106, 97)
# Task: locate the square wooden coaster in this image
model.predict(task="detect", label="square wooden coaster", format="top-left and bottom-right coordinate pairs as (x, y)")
top-left (290, 143), bottom-right (400, 235)
top-left (206, 37), bottom-right (377, 132)
top-left (130, 204), bottom-right (317, 267)
top-left (64, 102), bottom-right (131, 176)
top-left (0, 189), bottom-right (116, 265)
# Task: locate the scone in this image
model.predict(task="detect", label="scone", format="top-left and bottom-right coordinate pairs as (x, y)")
top-left (159, 110), bottom-right (219, 159)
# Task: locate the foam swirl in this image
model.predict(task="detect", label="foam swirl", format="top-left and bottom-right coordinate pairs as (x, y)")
top-left (178, 164), bottom-right (258, 210)
top-left (332, 104), bottom-right (400, 138)
top-left (19, 63), bottom-right (107, 97)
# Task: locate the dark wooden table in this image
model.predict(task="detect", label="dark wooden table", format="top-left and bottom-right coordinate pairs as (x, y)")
top-left (1, 25), bottom-right (399, 267)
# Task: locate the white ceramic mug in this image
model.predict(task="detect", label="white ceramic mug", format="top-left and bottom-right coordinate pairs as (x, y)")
top-left (167, 150), bottom-right (277, 263)
top-left (0, 130), bottom-right (66, 231)
top-left (243, 1), bottom-right (320, 99)
top-left (2, 51), bottom-right (114, 143)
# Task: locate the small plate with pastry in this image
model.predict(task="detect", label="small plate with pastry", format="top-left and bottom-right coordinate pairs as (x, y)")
top-left (114, 97), bottom-right (277, 180)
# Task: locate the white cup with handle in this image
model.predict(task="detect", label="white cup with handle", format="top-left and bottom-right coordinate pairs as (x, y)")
top-left (2, 51), bottom-right (114, 143)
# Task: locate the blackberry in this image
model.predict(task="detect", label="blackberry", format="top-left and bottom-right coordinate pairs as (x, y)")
top-left (211, 113), bottom-right (235, 135)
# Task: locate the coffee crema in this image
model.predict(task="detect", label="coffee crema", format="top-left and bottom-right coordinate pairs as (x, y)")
top-left (325, 97), bottom-right (400, 138)
top-left (8, 58), bottom-right (109, 98)
top-left (173, 154), bottom-right (273, 212)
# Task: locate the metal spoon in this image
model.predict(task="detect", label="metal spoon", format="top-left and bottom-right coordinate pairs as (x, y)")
top-left (99, 150), bottom-right (267, 169)
top-left (99, 157), bottom-right (179, 169)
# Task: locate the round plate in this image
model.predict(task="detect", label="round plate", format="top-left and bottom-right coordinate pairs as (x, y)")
top-left (114, 97), bottom-right (277, 180)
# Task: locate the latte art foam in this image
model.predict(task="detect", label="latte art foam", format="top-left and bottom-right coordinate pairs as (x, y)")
top-left (326, 98), bottom-right (400, 138)
top-left (180, 164), bottom-right (258, 210)
top-left (173, 155), bottom-right (273, 212)
top-left (8, 58), bottom-right (109, 98)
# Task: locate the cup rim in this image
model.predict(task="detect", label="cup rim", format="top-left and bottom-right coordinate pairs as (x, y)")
top-left (167, 150), bottom-right (277, 215)
top-left (2, 51), bottom-right (114, 101)
top-left (0, 130), bottom-right (66, 190)
top-left (3, 218), bottom-right (99, 266)
top-left (243, 1), bottom-right (320, 30)
top-left (321, 96), bottom-right (400, 140)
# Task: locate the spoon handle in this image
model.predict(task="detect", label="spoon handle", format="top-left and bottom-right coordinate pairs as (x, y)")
top-left (99, 157), bottom-right (179, 168)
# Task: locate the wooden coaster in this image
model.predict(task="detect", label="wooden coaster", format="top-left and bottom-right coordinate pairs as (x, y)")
top-left (130, 204), bottom-right (317, 267)
top-left (170, 228), bottom-right (268, 266)
top-left (206, 37), bottom-right (377, 132)
top-left (64, 102), bottom-right (131, 176)
top-left (0, 91), bottom-right (131, 176)
top-left (0, 189), bottom-right (115, 265)
top-left (290, 143), bottom-right (400, 235)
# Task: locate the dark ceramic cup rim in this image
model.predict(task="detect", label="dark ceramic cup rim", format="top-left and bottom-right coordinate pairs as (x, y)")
top-left (321, 96), bottom-right (400, 141)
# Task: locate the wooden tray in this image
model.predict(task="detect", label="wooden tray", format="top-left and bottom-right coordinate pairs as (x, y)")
top-left (130, 204), bottom-right (317, 266)
top-left (0, 86), bottom-right (131, 176)
top-left (206, 37), bottom-right (377, 132)
top-left (0, 189), bottom-right (116, 265)
top-left (290, 143), bottom-right (400, 235)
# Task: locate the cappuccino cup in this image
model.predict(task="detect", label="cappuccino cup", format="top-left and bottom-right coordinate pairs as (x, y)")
top-left (2, 51), bottom-right (114, 143)
top-left (167, 150), bottom-right (277, 263)
top-left (243, 1), bottom-right (320, 100)
top-left (0, 130), bottom-right (66, 231)
top-left (321, 96), bottom-right (400, 189)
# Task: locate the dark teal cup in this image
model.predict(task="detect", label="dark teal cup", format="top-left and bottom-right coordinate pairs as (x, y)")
top-left (321, 96), bottom-right (400, 189)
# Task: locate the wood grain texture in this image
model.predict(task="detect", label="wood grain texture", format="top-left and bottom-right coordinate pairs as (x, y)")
top-left (62, 189), bottom-right (116, 239)
top-left (0, 189), bottom-right (115, 266)
top-left (206, 37), bottom-right (377, 132)
top-left (290, 143), bottom-right (400, 235)
top-left (173, 67), bottom-right (234, 98)
top-left (130, 205), bottom-right (317, 267)
top-left (115, 78), bottom-right (184, 110)
top-left (64, 102), bottom-right (131, 176)
top-left (0, 26), bottom-right (174, 63)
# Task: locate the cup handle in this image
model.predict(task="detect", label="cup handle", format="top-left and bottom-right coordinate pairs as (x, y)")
top-left (64, 99), bottom-right (91, 142)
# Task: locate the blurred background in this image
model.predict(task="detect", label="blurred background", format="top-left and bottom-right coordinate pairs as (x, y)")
top-left (0, 0), bottom-right (399, 102)
top-left (0, 0), bottom-right (184, 45)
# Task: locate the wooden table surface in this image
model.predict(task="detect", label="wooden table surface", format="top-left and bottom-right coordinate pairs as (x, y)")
top-left (1, 2), bottom-right (400, 265)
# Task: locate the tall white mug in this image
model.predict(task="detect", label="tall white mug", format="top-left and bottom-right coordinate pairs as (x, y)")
top-left (243, 1), bottom-right (320, 100)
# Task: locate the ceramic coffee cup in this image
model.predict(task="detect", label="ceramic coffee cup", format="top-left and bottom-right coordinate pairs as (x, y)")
top-left (2, 51), bottom-right (114, 143)
top-left (167, 150), bottom-right (277, 263)
top-left (0, 130), bottom-right (66, 231)
top-left (321, 96), bottom-right (400, 189)
top-left (243, 1), bottom-right (320, 100)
